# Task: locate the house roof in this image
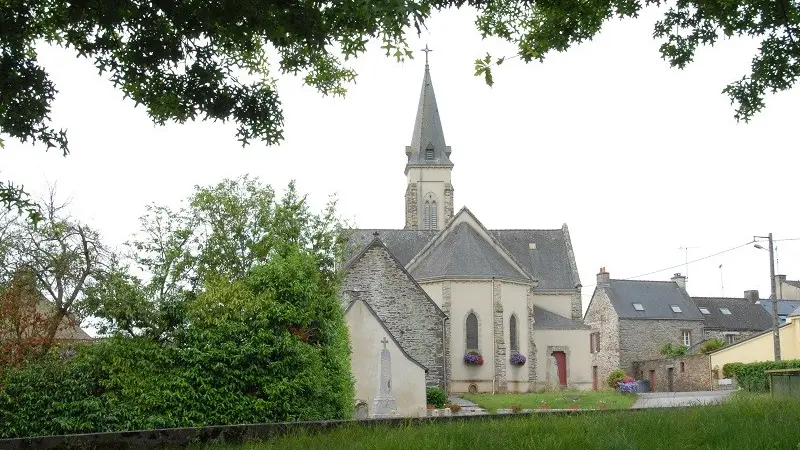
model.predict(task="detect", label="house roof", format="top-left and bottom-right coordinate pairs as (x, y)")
top-left (344, 297), bottom-right (428, 372)
top-left (692, 297), bottom-right (774, 331)
top-left (756, 300), bottom-right (800, 318)
top-left (533, 306), bottom-right (590, 330)
top-left (410, 221), bottom-right (529, 281)
top-left (790, 305), bottom-right (800, 317)
top-left (605, 279), bottom-right (705, 320)
top-left (406, 63), bottom-right (452, 168)
top-left (344, 229), bottom-right (437, 267)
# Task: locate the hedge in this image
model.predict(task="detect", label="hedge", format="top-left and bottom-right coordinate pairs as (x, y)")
top-left (0, 248), bottom-right (355, 439)
top-left (722, 359), bottom-right (800, 392)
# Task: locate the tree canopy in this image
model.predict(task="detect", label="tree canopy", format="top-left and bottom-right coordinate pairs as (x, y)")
top-left (2, 0), bottom-right (798, 213)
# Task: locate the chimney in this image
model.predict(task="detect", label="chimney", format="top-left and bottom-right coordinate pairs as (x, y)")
top-left (671, 273), bottom-right (687, 291)
top-left (597, 267), bottom-right (610, 287)
top-left (744, 290), bottom-right (760, 303)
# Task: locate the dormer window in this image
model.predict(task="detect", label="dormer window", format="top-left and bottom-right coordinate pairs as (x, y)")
top-left (699, 307), bottom-right (710, 315)
top-left (425, 148), bottom-right (434, 160)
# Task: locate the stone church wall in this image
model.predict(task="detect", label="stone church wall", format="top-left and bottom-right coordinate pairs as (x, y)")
top-left (342, 244), bottom-right (445, 388)
top-left (584, 289), bottom-right (621, 388)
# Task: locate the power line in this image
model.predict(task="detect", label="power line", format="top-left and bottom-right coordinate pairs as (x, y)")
top-left (578, 239), bottom-right (755, 293)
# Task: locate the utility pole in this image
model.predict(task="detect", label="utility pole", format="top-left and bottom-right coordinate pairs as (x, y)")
top-left (755, 233), bottom-right (781, 361)
top-left (768, 233), bottom-right (780, 361)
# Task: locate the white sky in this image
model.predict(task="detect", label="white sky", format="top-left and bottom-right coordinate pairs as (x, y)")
top-left (2, 7), bottom-right (799, 313)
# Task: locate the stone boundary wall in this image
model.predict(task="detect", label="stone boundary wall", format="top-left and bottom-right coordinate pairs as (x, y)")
top-left (0, 407), bottom-right (681, 450)
top-left (632, 354), bottom-right (711, 392)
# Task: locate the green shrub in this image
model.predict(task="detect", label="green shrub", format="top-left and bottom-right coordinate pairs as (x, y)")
top-left (700, 338), bottom-right (726, 354)
top-left (426, 387), bottom-right (447, 408)
top-left (727, 359), bottom-right (800, 392)
top-left (606, 368), bottom-right (626, 388)
top-left (0, 247), bottom-right (355, 439)
top-left (722, 362), bottom-right (745, 379)
top-left (660, 342), bottom-right (688, 357)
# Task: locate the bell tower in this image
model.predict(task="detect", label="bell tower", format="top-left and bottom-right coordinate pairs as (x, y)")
top-left (404, 46), bottom-right (454, 231)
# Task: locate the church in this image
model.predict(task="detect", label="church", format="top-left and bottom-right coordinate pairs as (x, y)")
top-left (340, 58), bottom-right (592, 417)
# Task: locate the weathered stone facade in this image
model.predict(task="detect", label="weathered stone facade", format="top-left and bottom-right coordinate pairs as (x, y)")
top-left (441, 281), bottom-right (452, 390)
top-left (492, 279), bottom-right (507, 392)
top-left (584, 289), bottom-right (621, 387)
top-left (404, 183), bottom-right (418, 230)
top-left (633, 354), bottom-right (711, 392)
top-left (526, 286), bottom-right (538, 388)
top-left (703, 329), bottom-right (762, 346)
top-left (443, 183), bottom-right (454, 226)
top-left (618, 319), bottom-right (704, 375)
top-left (342, 242), bottom-right (445, 387)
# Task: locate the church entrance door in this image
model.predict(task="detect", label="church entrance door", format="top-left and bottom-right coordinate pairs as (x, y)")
top-left (552, 351), bottom-right (567, 386)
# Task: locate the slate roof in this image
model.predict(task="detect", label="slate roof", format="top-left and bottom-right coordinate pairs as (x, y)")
top-left (490, 229), bottom-right (577, 290)
top-left (757, 300), bottom-right (800, 319)
top-left (605, 279), bottom-right (705, 320)
top-left (533, 306), bottom-right (590, 330)
top-left (790, 305), bottom-right (800, 317)
top-left (692, 297), bottom-right (774, 331)
top-left (345, 226), bottom-right (579, 290)
top-left (344, 229), bottom-right (438, 267)
top-left (406, 64), bottom-right (452, 167)
top-left (410, 222), bottom-right (528, 281)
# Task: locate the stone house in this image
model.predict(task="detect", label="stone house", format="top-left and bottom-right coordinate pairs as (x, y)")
top-left (584, 269), bottom-right (704, 386)
top-left (340, 59), bottom-right (592, 407)
top-left (710, 306), bottom-right (800, 370)
top-left (692, 292), bottom-right (773, 345)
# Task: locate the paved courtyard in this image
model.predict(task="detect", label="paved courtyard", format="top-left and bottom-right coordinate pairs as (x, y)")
top-left (631, 390), bottom-right (734, 409)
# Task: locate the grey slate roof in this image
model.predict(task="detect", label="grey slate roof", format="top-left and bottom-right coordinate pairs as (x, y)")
top-left (533, 306), bottom-right (590, 330)
top-left (406, 64), bottom-right (452, 167)
top-left (692, 297), bottom-right (774, 331)
top-left (409, 222), bottom-right (528, 281)
top-left (346, 226), bottom-right (578, 290)
top-left (757, 300), bottom-right (800, 319)
top-left (790, 305), bottom-right (800, 317)
top-left (490, 229), bottom-right (576, 290)
top-left (606, 280), bottom-right (705, 320)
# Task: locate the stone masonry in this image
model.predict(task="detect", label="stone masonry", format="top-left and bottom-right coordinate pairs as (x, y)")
top-left (492, 279), bottom-right (507, 392)
top-left (441, 281), bottom-right (452, 390)
top-left (632, 354), bottom-right (712, 392)
top-left (342, 242), bottom-right (445, 387)
top-left (443, 183), bottom-right (454, 226)
top-left (526, 286), bottom-right (538, 387)
top-left (584, 289), bottom-right (621, 387)
top-left (618, 319), bottom-right (704, 376)
top-left (404, 183), bottom-right (418, 230)
top-left (703, 330), bottom-right (762, 346)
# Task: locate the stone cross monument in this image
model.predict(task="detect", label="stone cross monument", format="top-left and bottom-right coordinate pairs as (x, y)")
top-left (372, 336), bottom-right (398, 417)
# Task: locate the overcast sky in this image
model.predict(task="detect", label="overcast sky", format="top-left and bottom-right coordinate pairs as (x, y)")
top-left (2, 7), bottom-right (799, 312)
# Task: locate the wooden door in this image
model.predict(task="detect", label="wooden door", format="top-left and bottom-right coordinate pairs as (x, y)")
top-left (649, 370), bottom-right (656, 392)
top-left (552, 351), bottom-right (567, 386)
top-left (592, 366), bottom-right (599, 390)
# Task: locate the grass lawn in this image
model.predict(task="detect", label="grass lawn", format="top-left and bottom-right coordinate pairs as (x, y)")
top-left (460, 390), bottom-right (637, 411)
top-left (197, 394), bottom-right (800, 450)
top-left (198, 394), bottom-right (799, 450)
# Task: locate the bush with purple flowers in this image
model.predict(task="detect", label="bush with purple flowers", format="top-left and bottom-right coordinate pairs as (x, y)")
top-left (510, 352), bottom-right (526, 366)
top-left (464, 351), bottom-right (484, 365)
top-left (617, 381), bottom-right (639, 394)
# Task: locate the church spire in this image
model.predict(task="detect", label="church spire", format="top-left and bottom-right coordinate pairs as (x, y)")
top-left (406, 47), bottom-right (452, 169)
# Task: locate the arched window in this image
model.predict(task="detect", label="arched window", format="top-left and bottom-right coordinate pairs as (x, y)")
top-left (509, 314), bottom-right (519, 353)
top-left (423, 201), bottom-right (431, 229)
top-left (430, 201), bottom-right (438, 230)
top-left (466, 312), bottom-right (479, 351)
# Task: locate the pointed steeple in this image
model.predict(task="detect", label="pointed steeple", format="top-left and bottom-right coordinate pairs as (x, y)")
top-left (406, 51), bottom-right (452, 169)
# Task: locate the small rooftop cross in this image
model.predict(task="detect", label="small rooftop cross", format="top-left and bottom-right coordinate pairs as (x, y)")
top-left (373, 231), bottom-right (380, 237)
top-left (421, 44), bottom-right (433, 66)
top-left (381, 336), bottom-right (389, 349)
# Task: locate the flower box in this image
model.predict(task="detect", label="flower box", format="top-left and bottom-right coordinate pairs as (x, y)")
top-left (464, 351), bottom-right (484, 365)
top-left (510, 352), bottom-right (526, 366)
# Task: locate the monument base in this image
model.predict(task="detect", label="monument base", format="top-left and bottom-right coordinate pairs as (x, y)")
top-left (371, 396), bottom-right (398, 418)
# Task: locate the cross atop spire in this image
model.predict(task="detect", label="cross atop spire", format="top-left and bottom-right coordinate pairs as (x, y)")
top-left (421, 44), bottom-right (433, 66)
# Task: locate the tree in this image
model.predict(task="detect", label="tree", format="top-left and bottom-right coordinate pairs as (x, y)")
top-left (87, 176), bottom-right (348, 342)
top-left (701, 338), bottom-right (726, 354)
top-left (1, 188), bottom-right (108, 358)
top-left (0, 269), bottom-right (52, 371)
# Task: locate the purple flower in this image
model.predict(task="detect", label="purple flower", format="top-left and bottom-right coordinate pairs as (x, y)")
top-left (510, 352), bottom-right (526, 365)
top-left (464, 351), bottom-right (484, 365)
